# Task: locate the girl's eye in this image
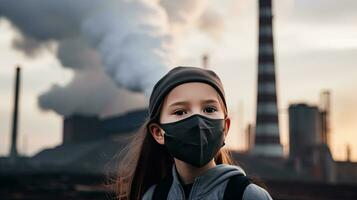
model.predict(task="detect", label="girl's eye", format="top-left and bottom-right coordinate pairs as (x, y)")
top-left (173, 109), bottom-right (187, 116)
top-left (204, 106), bottom-right (217, 113)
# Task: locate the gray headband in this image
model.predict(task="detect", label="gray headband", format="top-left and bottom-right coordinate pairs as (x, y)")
top-left (148, 66), bottom-right (227, 121)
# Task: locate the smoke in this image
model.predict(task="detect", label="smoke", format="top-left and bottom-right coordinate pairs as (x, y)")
top-left (81, 0), bottom-right (174, 94)
top-left (1, 0), bottom-right (173, 90)
top-left (57, 37), bottom-right (102, 70)
top-left (159, 0), bottom-right (224, 38)
top-left (198, 9), bottom-right (225, 40)
top-left (160, 0), bottom-right (205, 28)
top-left (0, 0), bottom-right (223, 117)
top-left (38, 69), bottom-right (147, 117)
top-left (12, 36), bottom-right (55, 57)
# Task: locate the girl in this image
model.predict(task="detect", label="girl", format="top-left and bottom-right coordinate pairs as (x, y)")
top-left (116, 66), bottom-right (273, 200)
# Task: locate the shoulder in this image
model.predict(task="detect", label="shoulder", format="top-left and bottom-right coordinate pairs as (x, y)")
top-left (142, 184), bottom-right (157, 200)
top-left (242, 183), bottom-right (273, 200)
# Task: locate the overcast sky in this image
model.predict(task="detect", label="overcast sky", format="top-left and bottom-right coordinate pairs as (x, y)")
top-left (1, 0), bottom-right (356, 161)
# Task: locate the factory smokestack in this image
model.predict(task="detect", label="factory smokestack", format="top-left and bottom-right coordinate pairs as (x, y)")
top-left (252, 0), bottom-right (283, 157)
top-left (9, 66), bottom-right (21, 162)
top-left (320, 90), bottom-right (331, 146)
top-left (202, 54), bottom-right (209, 69)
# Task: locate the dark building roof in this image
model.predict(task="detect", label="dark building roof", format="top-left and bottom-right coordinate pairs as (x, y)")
top-left (31, 134), bottom-right (133, 174)
top-left (231, 151), bottom-right (309, 181)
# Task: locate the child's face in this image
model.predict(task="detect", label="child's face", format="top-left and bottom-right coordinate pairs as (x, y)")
top-left (159, 82), bottom-right (226, 124)
top-left (149, 82), bottom-right (230, 145)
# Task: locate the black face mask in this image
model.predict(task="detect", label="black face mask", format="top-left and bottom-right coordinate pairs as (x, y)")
top-left (160, 114), bottom-right (226, 167)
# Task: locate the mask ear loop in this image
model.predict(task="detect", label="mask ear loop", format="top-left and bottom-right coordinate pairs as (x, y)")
top-left (223, 114), bottom-right (228, 130)
top-left (222, 114), bottom-right (228, 147)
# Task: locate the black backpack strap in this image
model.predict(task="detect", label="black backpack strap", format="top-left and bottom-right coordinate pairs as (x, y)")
top-left (152, 174), bottom-right (173, 200)
top-left (223, 174), bottom-right (252, 200)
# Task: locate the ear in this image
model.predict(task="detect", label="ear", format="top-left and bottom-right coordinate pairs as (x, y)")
top-left (223, 117), bottom-right (231, 138)
top-left (148, 122), bottom-right (165, 145)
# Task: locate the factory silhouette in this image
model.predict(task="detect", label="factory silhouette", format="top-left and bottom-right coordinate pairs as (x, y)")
top-left (1, 0), bottom-right (357, 199)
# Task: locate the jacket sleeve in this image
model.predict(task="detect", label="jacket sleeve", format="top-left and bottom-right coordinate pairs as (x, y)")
top-left (141, 184), bottom-right (156, 200)
top-left (242, 183), bottom-right (273, 200)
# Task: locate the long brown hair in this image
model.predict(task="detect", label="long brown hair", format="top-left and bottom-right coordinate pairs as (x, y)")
top-left (115, 99), bottom-right (234, 200)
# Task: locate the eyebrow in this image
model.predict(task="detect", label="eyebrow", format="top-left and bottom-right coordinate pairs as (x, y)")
top-left (203, 99), bottom-right (219, 104)
top-left (168, 99), bottom-right (219, 107)
top-left (168, 101), bottom-right (188, 107)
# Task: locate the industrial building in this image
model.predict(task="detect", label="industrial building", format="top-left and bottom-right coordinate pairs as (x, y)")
top-left (288, 103), bottom-right (335, 182)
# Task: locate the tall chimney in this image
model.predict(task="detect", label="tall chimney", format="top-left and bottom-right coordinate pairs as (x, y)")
top-left (320, 90), bottom-right (331, 146)
top-left (346, 144), bottom-right (351, 162)
top-left (252, 0), bottom-right (283, 157)
top-left (246, 123), bottom-right (254, 152)
top-left (10, 66), bottom-right (21, 162)
top-left (202, 54), bottom-right (209, 69)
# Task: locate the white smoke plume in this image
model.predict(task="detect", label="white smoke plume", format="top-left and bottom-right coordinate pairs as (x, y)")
top-left (0, 0), bottom-right (223, 116)
top-left (160, 0), bottom-right (206, 30)
top-left (38, 69), bottom-right (147, 117)
top-left (198, 9), bottom-right (225, 40)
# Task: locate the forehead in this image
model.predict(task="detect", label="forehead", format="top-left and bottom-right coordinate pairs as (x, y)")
top-left (163, 82), bottom-right (221, 105)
